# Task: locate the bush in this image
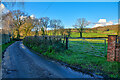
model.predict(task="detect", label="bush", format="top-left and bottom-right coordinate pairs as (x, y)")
top-left (23, 36), bottom-right (66, 55)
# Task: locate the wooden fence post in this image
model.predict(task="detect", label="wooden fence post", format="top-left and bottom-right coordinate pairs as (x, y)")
top-left (104, 39), bottom-right (106, 54)
top-left (66, 37), bottom-right (68, 49)
top-left (63, 35), bottom-right (65, 43)
top-left (118, 36), bottom-right (120, 43)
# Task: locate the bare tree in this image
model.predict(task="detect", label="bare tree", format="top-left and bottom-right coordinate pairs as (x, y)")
top-left (2, 11), bottom-right (14, 42)
top-left (73, 18), bottom-right (90, 38)
top-left (50, 19), bottom-right (62, 36)
top-left (2, 12), bottom-right (13, 33)
top-left (39, 17), bottom-right (49, 35)
top-left (0, 1), bottom-right (25, 40)
top-left (41, 27), bottom-right (45, 35)
top-left (59, 26), bottom-right (65, 36)
top-left (32, 18), bottom-right (40, 37)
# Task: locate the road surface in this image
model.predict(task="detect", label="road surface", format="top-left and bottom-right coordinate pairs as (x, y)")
top-left (2, 41), bottom-right (95, 78)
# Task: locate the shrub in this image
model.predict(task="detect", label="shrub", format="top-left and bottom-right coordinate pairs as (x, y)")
top-left (23, 36), bottom-right (66, 55)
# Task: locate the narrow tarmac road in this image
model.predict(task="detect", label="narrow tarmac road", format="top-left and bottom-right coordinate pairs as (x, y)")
top-left (2, 41), bottom-right (93, 78)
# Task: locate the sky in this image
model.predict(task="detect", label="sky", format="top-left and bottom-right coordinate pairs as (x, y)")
top-left (2, 0), bottom-right (120, 2)
top-left (2, 2), bottom-right (119, 28)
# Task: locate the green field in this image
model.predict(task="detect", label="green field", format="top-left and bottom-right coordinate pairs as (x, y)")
top-left (70, 31), bottom-right (117, 37)
top-left (48, 30), bottom-right (117, 38)
top-left (69, 40), bottom-right (107, 57)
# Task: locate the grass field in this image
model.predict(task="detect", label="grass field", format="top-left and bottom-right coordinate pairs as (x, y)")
top-left (47, 30), bottom-right (117, 38)
top-left (70, 32), bottom-right (117, 37)
top-left (69, 40), bottom-right (107, 57)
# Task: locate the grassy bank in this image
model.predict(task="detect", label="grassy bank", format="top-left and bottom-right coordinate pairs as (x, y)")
top-left (0, 40), bottom-right (16, 64)
top-left (23, 36), bottom-right (120, 78)
top-left (1, 40), bottom-right (16, 52)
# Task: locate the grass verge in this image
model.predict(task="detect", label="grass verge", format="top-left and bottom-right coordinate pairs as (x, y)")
top-left (0, 40), bottom-right (16, 65)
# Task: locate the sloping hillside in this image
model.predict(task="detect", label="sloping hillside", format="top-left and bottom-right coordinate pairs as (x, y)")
top-left (92, 24), bottom-right (119, 32)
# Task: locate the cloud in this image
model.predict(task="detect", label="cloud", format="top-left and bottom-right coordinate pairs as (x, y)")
top-left (30, 14), bottom-right (35, 19)
top-left (106, 21), bottom-right (113, 25)
top-left (1, 3), bottom-right (5, 9)
top-left (0, 4), bottom-right (5, 15)
top-left (20, 16), bottom-right (27, 20)
top-left (93, 19), bottom-right (114, 28)
top-left (119, 19), bottom-right (120, 24)
top-left (0, 3), bottom-right (9, 14)
top-left (98, 19), bottom-right (106, 23)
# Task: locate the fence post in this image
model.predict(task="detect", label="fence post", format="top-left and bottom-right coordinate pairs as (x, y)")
top-left (107, 35), bottom-right (117, 62)
top-left (66, 37), bottom-right (68, 49)
top-left (104, 39), bottom-right (106, 54)
top-left (118, 36), bottom-right (120, 43)
top-left (63, 35), bottom-right (65, 43)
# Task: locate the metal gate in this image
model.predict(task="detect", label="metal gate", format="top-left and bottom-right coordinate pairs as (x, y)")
top-left (66, 37), bottom-right (107, 57)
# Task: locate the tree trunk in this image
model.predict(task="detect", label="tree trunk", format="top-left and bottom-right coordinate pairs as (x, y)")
top-left (80, 32), bottom-right (82, 38)
top-left (17, 30), bottom-right (20, 39)
top-left (25, 31), bottom-right (27, 37)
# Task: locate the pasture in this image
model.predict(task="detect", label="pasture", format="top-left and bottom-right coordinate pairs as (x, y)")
top-left (68, 38), bottom-right (107, 57)
top-left (47, 30), bottom-right (117, 38)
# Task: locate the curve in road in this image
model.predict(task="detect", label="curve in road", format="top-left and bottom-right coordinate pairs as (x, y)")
top-left (2, 41), bottom-right (95, 78)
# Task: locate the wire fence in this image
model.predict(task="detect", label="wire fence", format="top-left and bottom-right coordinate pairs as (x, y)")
top-left (63, 37), bottom-right (107, 57)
